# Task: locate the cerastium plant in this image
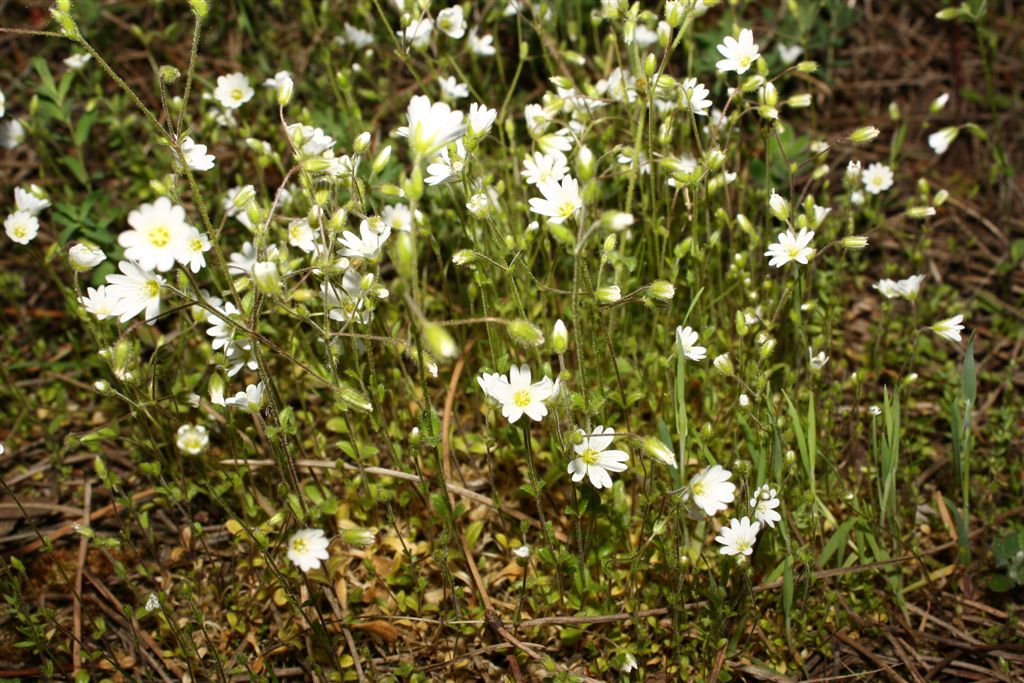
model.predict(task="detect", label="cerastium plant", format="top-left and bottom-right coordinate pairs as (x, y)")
top-left (0, 0), bottom-right (987, 677)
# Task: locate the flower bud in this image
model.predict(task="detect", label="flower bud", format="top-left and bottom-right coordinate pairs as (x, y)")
top-left (644, 53), bottom-right (657, 78)
top-left (189, 0), bottom-right (208, 18)
top-left (933, 189), bottom-right (949, 206)
top-left (159, 65), bottom-right (181, 83)
top-left (69, 243), bottom-right (106, 272)
top-left (888, 101), bottom-right (901, 121)
top-left (643, 436), bottom-right (676, 467)
top-left (769, 189), bottom-right (790, 221)
top-left (759, 337), bottom-right (776, 358)
top-left (906, 206), bottom-right (937, 219)
top-left (603, 234), bottom-right (617, 253)
top-left (551, 319), bottom-right (568, 353)
top-left (786, 93), bottom-right (812, 108)
top-left (276, 75), bottom-right (294, 107)
top-left (422, 322), bottom-right (458, 359)
top-left (841, 235), bottom-right (869, 250)
top-left (209, 373), bottom-right (226, 406)
top-left (353, 131), bottom-right (371, 154)
top-left (849, 126), bottom-right (880, 144)
top-left (713, 353), bottom-right (734, 376)
top-left (253, 261), bottom-right (281, 295)
top-left (341, 527), bottom-right (376, 547)
top-left (649, 280), bottom-right (675, 302)
top-left (930, 92), bottom-right (949, 114)
top-left (796, 60), bottom-right (818, 73)
top-left (595, 285), bottom-right (621, 304)
top-left (577, 145), bottom-right (596, 181)
top-left (452, 249), bottom-right (475, 266)
top-left (507, 319), bottom-right (545, 348)
top-left (665, 0), bottom-right (685, 27)
top-left (372, 145), bottom-right (392, 174)
top-left (337, 381), bottom-right (373, 412)
top-left (232, 185), bottom-right (256, 209)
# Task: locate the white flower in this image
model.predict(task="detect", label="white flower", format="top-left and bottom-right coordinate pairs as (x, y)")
top-left (861, 162), bottom-right (894, 195)
top-left (749, 484), bottom-right (782, 528)
top-left (176, 228), bottom-right (211, 273)
top-left (436, 5), bottom-right (467, 39)
top-left (287, 218), bottom-right (317, 253)
top-left (715, 28), bottom-right (760, 74)
top-left (675, 325), bottom-right (707, 362)
top-left (104, 260), bottom-right (165, 323)
top-left (713, 353), bottom-right (733, 375)
top-left (765, 228), bottom-right (815, 267)
top-left (14, 186), bottom-right (51, 215)
top-left (287, 528), bottom-right (330, 572)
top-left (931, 314), bottom-right (965, 343)
top-left (381, 204), bottom-right (417, 232)
top-left (425, 140), bottom-right (467, 185)
top-left (528, 175), bottom-right (582, 224)
top-left (180, 136), bottom-right (215, 171)
top-left (403, 94), bottom-right (466, 159)
top-left (262, 70), bottom-right (292, 89)
top-left (680, 78), bottom-right (712, 116)
top-left (63, 53), bottom-right (92, 70)
top-left (928, 126), bottom-right (959, 155)
top-left (69, 243), bottom-right (106, 272)
top-left (930, 92), bottom-right (950, 113)
top-left (226, 381), bottom-right (266, 413)
top-left (537, 129), bottom-right (573, 154)
top-left (0, 87), bottom-right (5, 117)
top-left (437, 75), bottom-right (469, 101)
top-left (322, 271), bottom-right (371, 324)
top-left (402, 17), bottom-right (433, 49)
top-left (809, 348), bottom-right (829, 371)
top-left (868, 405), bottom-right (882, 416)
top-left (339, 23), bottom-right (375, 49)
top-left (873, 274), bottom-right (925, 301)
top-left (567, 425), bottom-right (629, 490)
top-left (468, 102), bottom-right (497, 138)
top-left (481, 364), bottom-right (554, 423)
top-left (175, 424), bottom-right (209, 455)
top-left (512, 544), bottom-right (531, 559)
top-left (716, 516), bottom-right (761, 556)
top-left (897, 274), bottom-right (926, 299)
top-left (213, 72), bottom-right (254, 109)
top-left (0, 119), bottom-right (26, 149)
top-left (4, 211), bottom-right (39, 245)
top-left (287, 123), bottom-right (336, 157)
top-left (521, 151), bottom-right (568, 186)
top-left (776, 43), bottom-right (803, 64)
top-left (810, 204), bottom-right (831, 228)
top-left (144, 593), bottom-right (160, 612)
top-left (118, 197), bottom-right (193, 272)
top-left (339, 219), bottom-right (391, 260)
top-left (78, 285), bottom-right (117, 320)
top-left (468, 29), bottom-right (495, 56)
top-left (620, 653), bottom-right (638, 674)
top-left (683, 464), bottom-right (735, 517)
top-left (466, 192), bottom-right (491, 217)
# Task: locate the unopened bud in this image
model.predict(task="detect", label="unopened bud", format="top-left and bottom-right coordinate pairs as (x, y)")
top-left (551, 319), bottom-right (568, 353)
top-left (507, 319), bottom-right (545, 348)
top-left (849, 126), bottom-right (880, 144)
top-left (595, 285), bottom-right (622, 304)
top-left (422, 322), bottom-right (458, 360)
top-left (643, 436), bottom-right (676, 467)
top-left (841, 235), bottom-right (869, 250)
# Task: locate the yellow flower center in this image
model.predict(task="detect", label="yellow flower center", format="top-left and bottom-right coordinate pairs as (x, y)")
top-left (786, 245), bottom-right (802, 259)
top-left (144, 280), bottom-right (161, 298)
top-left (692, 482), bottom-right (705, 497)
top-left (13, 226), bottom-right (25, 238)
top-left (292, 538), bottom-right (307, 553)
top-left (147, 225), bottom-right (171, 248)
top-left (739, 56), bottom-right (752, 68)
top-left (512, 389), bottom-right (533, 407)
top-left (190, 238), bottom-right (203, 252)
top-left (579, 447), bottom-right (599, 465)
top-left (557, 200), bottom-right (577, 218)
top-left (231, 88), bottom-right (244, 101)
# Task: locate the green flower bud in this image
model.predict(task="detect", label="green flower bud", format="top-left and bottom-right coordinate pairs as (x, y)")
top-left (643, 436), bottom-right (676, 467)
top-left (849, 126), bottom-right (880, 144)
top-left (551, 319), bottom-right (568, 354)
top-left (422, 323), bottom-right (458, 359)
top-left (506, 319), bottom-right (545, 348)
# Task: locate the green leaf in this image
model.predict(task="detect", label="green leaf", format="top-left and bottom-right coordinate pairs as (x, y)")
top-left (961, 337), bottom-right (977, 405)
top-left (818, 518), bottom-right (858, 568)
